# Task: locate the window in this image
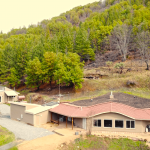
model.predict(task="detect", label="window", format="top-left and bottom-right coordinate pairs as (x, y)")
top-left (126, 121), bottom-right (130, 128)
top-left (115, 120), bottom-right (123, 128)
top-left (93, 119), bottom-right (101, 127)
top-left (131, 121), bottom-right (135, 128)
top-left (104, 120), bottom-right (112, 127)
top-left (126, 120), bottom-right (135, 128)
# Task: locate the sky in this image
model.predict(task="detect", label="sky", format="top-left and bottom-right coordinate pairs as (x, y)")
top-left (1, 0), bottom-right (99, 33)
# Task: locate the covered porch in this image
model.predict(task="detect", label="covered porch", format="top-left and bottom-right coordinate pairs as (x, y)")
top-left (51, 112), bottom-right (75, 130)
top-left (5, 91), bottom-right (18, 102)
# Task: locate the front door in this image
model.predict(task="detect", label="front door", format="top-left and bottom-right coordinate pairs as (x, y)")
top-left (82, 118), bottom-right (86, 130)
top-left (146, 125), bottom-right (150, 132)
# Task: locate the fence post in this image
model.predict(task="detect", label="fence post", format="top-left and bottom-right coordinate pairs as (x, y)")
top-left (30, 96), bottom-right (32, 103)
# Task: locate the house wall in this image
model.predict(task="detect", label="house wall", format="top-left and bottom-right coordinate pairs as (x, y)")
top-left (5, 87), bottom-right (18, 102)
top-left (34, 111), bottom-right (51, 126)
top-left (22, 113), bottom-right (34, 125)
top-left (5, 87), bottom-right (13, 91)
top-left (0, 91), bottom-right (5, 103)
top-left (86, 112), bottom-right (150, 133)
top-left (6, 96), bottom-right (18, 102)
top-left (25, 105), bottom-right (39, 110)
top-left (10, 103), bottom-right (34, 125)
top-left (4, 93), bottom-right (8, 102)
top-left (74, 118), bottom-right (83, 128)
top-left (52, 112), bottom-right (59, 121)
top-left (0, 87), bottom-right (19, 103)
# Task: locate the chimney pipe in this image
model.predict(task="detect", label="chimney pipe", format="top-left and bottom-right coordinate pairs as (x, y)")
top-left (90, 96), bottom-right (93, 101)
top-left (110, 91), bottom-right (114, 99)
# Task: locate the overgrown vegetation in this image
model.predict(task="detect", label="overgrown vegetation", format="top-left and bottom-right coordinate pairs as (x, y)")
top-left (0, 126), bottom-right (15, 146)
top-left (60, 135), bottom-right (150, 150)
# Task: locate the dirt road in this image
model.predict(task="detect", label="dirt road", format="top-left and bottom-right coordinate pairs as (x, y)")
top-left (18, 128), bottom-right (84, 150)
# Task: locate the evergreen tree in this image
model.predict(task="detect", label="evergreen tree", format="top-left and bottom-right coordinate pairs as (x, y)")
top-left (54, 52), bottom-right (84, 89)
top-left (7, 68), bottom-right (20, 87)
top-left (42, 52), bottom-right (57, 86)
top-left (25, 57), bottom-right (43, 90)
top-left (75, 27), bottom-right (95, 60)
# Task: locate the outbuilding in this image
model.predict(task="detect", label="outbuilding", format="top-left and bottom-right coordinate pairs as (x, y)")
top-left (10, 102), bottom-right (58, 126)
top-left (0, 86), bottom-right (19, 103)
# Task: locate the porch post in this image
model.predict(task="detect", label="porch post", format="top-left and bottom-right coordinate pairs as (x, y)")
top-left (66, 117), bottom-right (68, 128)
top-left (51, 112), bottom-right (52, 122)
top-left (58, 114), bottom-right (59, 125)
top-left (72, 117), bottom-right (73, 130)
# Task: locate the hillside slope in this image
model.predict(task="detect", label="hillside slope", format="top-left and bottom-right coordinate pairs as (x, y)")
top-left (0, 0), bottom-right (150, 88)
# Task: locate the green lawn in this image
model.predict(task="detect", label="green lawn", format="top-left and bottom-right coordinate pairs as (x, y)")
top-left (0, 126), bottom-right (15, 146)
top-left (8, 146), bottom-right (18, 150)
top-left (61, 135), bottom-right (150, 150)
top-left (5, 103), bottom-right (10, 106)
top-left (119, 88), bottom-right (150, 99)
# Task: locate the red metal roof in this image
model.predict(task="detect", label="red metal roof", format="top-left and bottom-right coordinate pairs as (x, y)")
top-left (50, 102), bottom-right (150, 120)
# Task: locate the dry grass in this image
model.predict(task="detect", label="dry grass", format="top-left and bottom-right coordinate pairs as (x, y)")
top-left (82, 68), bottom-right (150, 92)
top-left (78, 61), bottom-right (150, 101)
top-left (61, 89), bottom-right (109, 102)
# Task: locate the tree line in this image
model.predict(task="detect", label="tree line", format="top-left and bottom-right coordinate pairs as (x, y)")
top-left (7, 51), bottom-right (84, 90)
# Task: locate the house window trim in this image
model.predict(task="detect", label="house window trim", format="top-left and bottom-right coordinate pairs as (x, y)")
top-left (115, 120), bottom-right (124, 128)
top-left (126, 120), bottom-right (135, 129)
top-left (104, 119), bottom-right (113, 128)
top-left (93, 119), bottom-right (101, 127)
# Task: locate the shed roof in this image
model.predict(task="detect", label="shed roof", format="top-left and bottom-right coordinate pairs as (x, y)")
top-left (10, 102), bottom-right (40, 107)
top-left (5, 91), bottom-right (18, 96)
top-left (26, 104), bottom-right (59, 115)
top-left (42, 101), bottom-right (59, 106)
top-left (50, 102), bottom-right (150, 120)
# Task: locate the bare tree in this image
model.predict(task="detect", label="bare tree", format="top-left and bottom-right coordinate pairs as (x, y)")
top-left (110, 24), bottom-right (132, 62)
top-left (134, 30), bottom-right (150, 70)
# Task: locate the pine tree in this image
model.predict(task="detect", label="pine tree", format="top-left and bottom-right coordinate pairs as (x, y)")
top-left (42, 52), bottom-right (57, 86)
top-left (75, 27), bottom-right (95, 60)
top-left (25, 57), bottom-right (43, 90)
top-left (7, 68), bottom-right (20, 87)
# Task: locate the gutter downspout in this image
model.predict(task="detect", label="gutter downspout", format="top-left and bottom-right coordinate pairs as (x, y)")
top-left (110, 102), bottom-right (112, 112)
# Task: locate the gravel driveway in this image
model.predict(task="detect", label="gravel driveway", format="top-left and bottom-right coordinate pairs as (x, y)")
top-left (0, 104), bottom-right (54, 141)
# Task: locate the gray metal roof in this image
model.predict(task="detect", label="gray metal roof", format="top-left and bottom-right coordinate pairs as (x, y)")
top-left (42, 101), bottom-right (59, 106)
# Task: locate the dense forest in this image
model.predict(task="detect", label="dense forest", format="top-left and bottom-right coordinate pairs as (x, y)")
top-left (0, 0), bottom-right (150, 89)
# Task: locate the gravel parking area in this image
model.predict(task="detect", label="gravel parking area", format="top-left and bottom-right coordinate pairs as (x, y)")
top-left (0, 104), bottom-right (54, 141)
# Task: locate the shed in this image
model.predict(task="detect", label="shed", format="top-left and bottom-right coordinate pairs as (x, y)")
top-left (10, 102), bottom-right (58, 126)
